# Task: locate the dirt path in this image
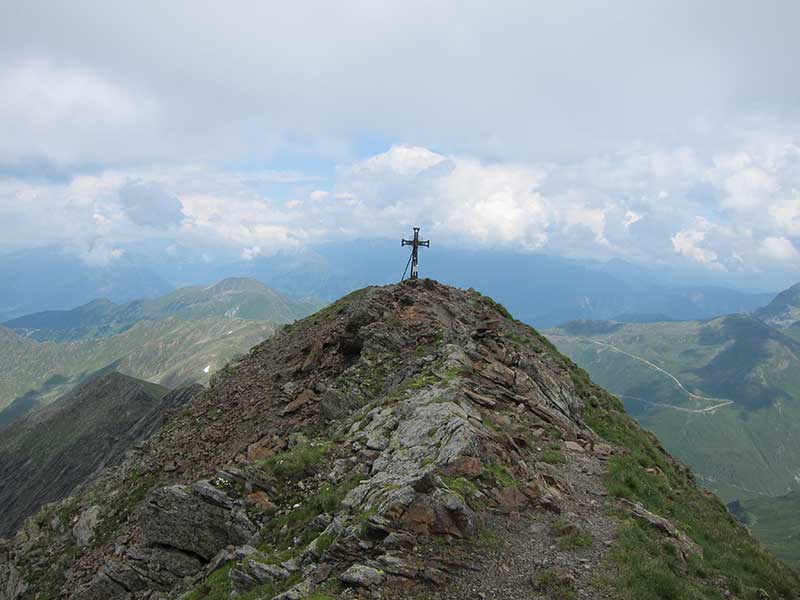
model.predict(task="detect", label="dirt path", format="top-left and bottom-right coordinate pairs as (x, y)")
top-left (551, 335), bottom-right (734, 414)
top-left (619, 394), bottom-right (733, 415)
top-left (437, 447), bottom-right (617, 600)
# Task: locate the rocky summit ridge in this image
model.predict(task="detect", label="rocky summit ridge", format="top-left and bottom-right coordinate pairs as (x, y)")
top-left (1, 280), bottom-right (798, 600)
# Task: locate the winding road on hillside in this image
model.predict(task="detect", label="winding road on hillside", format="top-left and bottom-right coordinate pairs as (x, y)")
top-left (551, 335), bottom-right (735, 414)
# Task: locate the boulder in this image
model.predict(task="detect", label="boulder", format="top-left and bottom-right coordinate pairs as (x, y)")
top-left (72, 505), bottom-right (101, 547)
top-left (139, 484), bottom-right (256, 560)
top-left (339, 564), bottom-right (385, 588)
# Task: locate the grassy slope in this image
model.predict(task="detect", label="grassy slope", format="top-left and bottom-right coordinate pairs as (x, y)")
top-left (741, 492), bottom-right (800, 571)
top-left (549, 317), bottom-right (800, 501)
top-left (574, 366), bottom-right (800, 599)
top-left (0, 317), bottom-right (276, 414)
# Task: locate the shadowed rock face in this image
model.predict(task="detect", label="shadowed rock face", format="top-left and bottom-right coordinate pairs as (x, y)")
top-left (0, 373), bottom-right (201, 536)
top-left (1, 280), bottom-right (798, 600)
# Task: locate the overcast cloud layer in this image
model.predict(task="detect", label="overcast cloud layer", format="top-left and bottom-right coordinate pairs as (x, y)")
top-left (0, 1), bottom-right (798, 289)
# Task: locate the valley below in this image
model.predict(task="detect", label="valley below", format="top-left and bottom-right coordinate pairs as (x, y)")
top-left (547, 290), bottom-right (800, 569)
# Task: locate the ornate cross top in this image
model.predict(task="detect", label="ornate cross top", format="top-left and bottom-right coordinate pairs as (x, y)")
top-left (401, 227), bottom-right (430, 280)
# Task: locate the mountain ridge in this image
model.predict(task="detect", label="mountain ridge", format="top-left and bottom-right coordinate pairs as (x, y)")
top-left (1, 279), bottom-right (795, 599)
top-left (3, 277), bottom-right (321, 342)
top-left (755, 282), bottom-right (800, 329)
top-left (0, 316), bottom-right (278, 423)
top-left (0, 372), bottom-right (202, 536)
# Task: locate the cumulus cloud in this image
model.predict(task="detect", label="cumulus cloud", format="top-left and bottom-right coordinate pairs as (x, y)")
top-left (671, 221), bottom-right (726, 272)
top-left (759, 237), bottom-right (800, 263)
top-left (2, 139), bottom-right (800, 288)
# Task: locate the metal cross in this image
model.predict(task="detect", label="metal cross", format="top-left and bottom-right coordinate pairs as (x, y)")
top-left (401, 227), bottom-right (430, 280)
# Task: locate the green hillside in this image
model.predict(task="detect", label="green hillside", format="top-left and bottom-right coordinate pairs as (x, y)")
top-left (737, 492), bottom-right (800, 571)
top-left (3, 277), bottom-right (321, 341)
top-left (0, 317), bottom-right (277, 425)
top-left (548, 314), bottom-right (800, 501)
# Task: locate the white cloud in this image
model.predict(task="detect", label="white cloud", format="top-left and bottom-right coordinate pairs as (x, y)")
top-left (1, 137), bottom-right (800, 289)
top-left (241, 246), bottom-right (262, 260)
top-left (722, 166), bottom-right (777, 210)
top-left (309, 190), bottom-right (330, 201)
top-left (353, 146), bottom-right (447, 177)
top-left (671, 222), bottom-right (727, 271)
top-left (759, 237), bottom-right (800, 263)
top-left (0, 61), bottom-right (161, 166)
top-left (623, 210), bottom-right (642, 227)
top-left (769, 192), bottom-right (800, 236)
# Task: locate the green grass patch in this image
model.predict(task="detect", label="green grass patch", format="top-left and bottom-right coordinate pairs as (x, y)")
top-left (185, 562), bottom-right (301, 600)
top-left (531, 569), bottom-right (577, 600)
top-left (479, 294), bottom-right (514, 320)
top-left (540, 443), bottom-right (567, 465)
top-left (443, 475), bottom-right (480, 499)
top-left (473, 528), bottom-right (509, 551)
top-left (484, 462), bottom-right (515, 488)
top-left (184, 563), bottom-right (234, 600)
top-left (259, 474), bottom-right (365, 554)
top-left (260, 440), bottom-right (330, 481)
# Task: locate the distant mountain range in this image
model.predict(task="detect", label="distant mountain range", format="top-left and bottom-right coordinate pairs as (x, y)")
top-left (0, 246), bottom-right (171, 322)
top-left (754, 282), bottom-right (800, 329)
top-left (217, 241), bottom-right (775, 327)
top-left (0, 278), bottom-right (320, 427)
top-left (3, 277), bottom-right (321, 342)
top-left (0, 373), bottom-right (202, 537)
top-left (0, 243), bottom-right (774, 327)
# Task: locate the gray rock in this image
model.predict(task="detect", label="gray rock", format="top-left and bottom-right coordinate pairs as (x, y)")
top-left (270, 579), bottom-right (311, 600)
top-left (78, 483), bottom-right (258, 599)
top-left (250, 560), bottom-right (290, 582)
top-left (377, 554), bottom-right (418, 578)
top-left (139, 485), bottom-right (256, 561)
top-left (72, 505), bottom-right (101, 547)
top-left (192, 480), bottom-right (234, 508)
top-left (339, 564), bottom-right (385, 587)
top-left (0, 563), bottom-right (27, 600)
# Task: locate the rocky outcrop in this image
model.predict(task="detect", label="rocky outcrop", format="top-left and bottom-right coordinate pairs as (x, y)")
top-left (78, 481), bottom-right (258, 598)
top-left (617, 498), bottom-right (703, 560)
top-left (0, 562), bottom-right (26, 600)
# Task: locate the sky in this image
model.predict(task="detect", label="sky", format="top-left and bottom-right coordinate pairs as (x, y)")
top-left (0, 1), bottom-right (799, 290)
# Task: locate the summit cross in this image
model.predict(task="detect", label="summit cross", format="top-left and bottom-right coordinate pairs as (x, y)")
top-left (401, 227), bottom-right (430, 280)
